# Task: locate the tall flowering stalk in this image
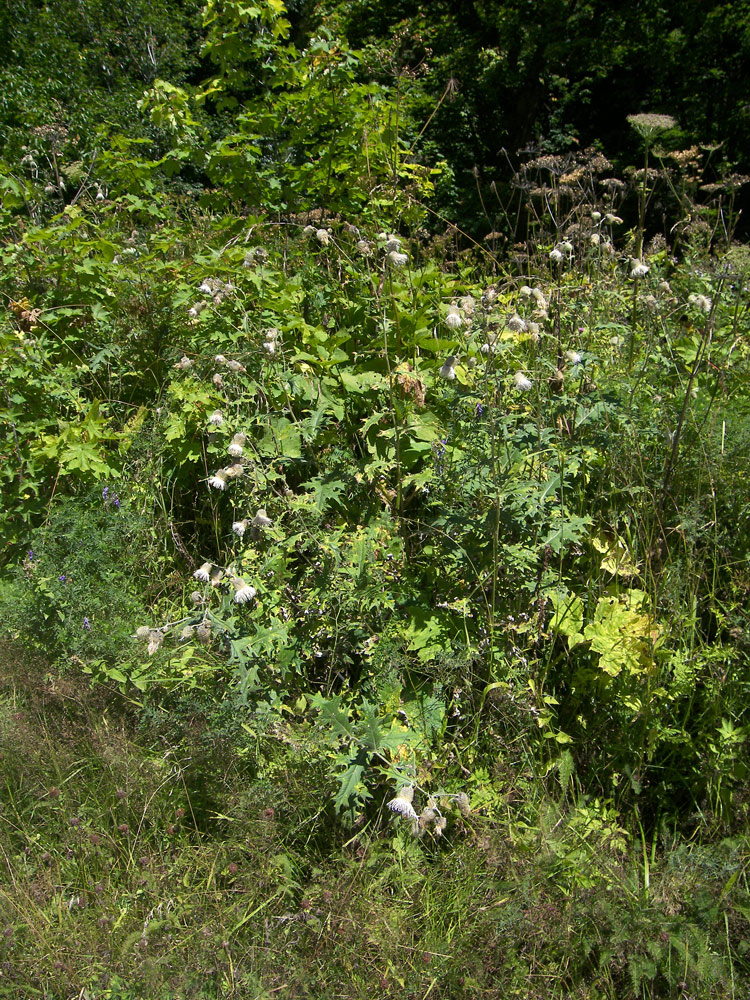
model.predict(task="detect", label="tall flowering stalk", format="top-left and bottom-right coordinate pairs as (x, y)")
top-left (627, 113), bottom-right (677, 260)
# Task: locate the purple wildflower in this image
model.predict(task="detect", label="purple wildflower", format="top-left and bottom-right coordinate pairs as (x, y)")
top-left (82, 617), bottom-right (91, 630)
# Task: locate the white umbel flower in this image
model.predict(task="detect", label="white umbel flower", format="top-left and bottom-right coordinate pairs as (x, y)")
top-left (208, 470), bottom-right (229, 490)
top-left (387, 785), bottom-right (418, 821)
top-left (387, 250), bottom-right (408, 268)
top-left (193, 562), bottom-right (212, 583)
top-left (228, 433), bottom-right (246, 458)
top-left (513, 372), bottom-right (533, 392)
top-left (232, 578), bottom-right (257, 604)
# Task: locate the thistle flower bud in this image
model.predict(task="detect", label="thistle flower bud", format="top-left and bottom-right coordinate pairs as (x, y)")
top-left (252, 509), bottom-right (273, 528)
top-left (212, 373), bottom-right (224, 388)
top-left (179, 625), bottom-right (195, 642)
top-left (190, 591), bottom-right (204, 605)
top-left (135, 626), bottom-right (151, 640)
top-left (173, 355), bottom-right (193, 370)
top-left (147, 629), bottom-right (163, 656)
top-left (226, 359), bottom-right (246, 373)
top-left (564, 350), bottom-right (582, 366)
top-left (454, 792), bottom-right (471, 817)
top-left (196, 621), bottom-right (211, 643)
top-left (507, 314), bottom-right (526, 333)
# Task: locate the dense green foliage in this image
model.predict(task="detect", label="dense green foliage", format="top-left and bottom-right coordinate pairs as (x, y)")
top-left (1, 1), bottom-right (749, 997)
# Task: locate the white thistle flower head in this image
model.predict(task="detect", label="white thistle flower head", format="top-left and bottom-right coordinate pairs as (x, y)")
top-left (630, 261), bottom-right (650, 279)
top-left (527, 321), bottom-right (541, 340)
top-left (387, 785), bottom-right (417, 821)
top-left (454, 792), bottom-right (471, 817)
top-left (232, 578), bottom-right (257, 604)
top-left (439, 356), bottom-right (458, 380)
top-left (214, 354), bottom-right (227, 365)
top-left (604, 213), bottom-right (623, 225)
top-left (209, 566), bottom-right (224, 587)
top-left (96, 186), bottom-right (105, 202)
top-left (644, 294), bottom-right (659, 311)
top-left (466, 357), bottom-right (477, 369)
top-left (147, 629), bottom-right (163, 656)
top-left (135, 625), bottom-right (151, 641)
top-left (519, 285), bottom-right (533, 298)
top-left (591, 210), bottom-right (602, 222)
top-left (173, 355), bottom-right (193, 370)
top-left (179, 625), bottom-right (195, 642)
top-left (315, 228), bottom-right (330, 246)
top-left (262, 341), bottom-right (276, 355)
top-left (688, 293), bottom-right (712, 313)
top-left (459, 295), bottom-right (475, 314)
top-left (385, 236), bottom-right (401, 253)
top-left (232, 519), bottom-right (249, 538)
top-left (193, 562), bottom-right (212, 582)
top-left (513, 371), bottom-right (533, 392)
top-left (482, 287), bottom-right (497, 305)
top-left (559, 240), bottom-right (573, 254)
top-left (228, 433), bottom-right (246, 458)
top-left (564, 350), bottom-right (583, 366)
top-left (225, 463), bottom-right (244, 479)
top-left (387, 250), bottom-right (408, 268)
top-left (507, 314), bottom-right (526, 333)
top-left (445, 306), bottom-right (463, 329)
top-left (549, 248), bottom-right (564, 264)
top-left (252, 509), bottom-right (273, 528)
top-left (356, 239), bottom-right (372, 255)
top-left (265, 328), bottom-right (280, 343)
top-left (433, 815), bottom-right (448, 838)
top-left (208, 410), bottom-right (224, 426)
top-left (302, 225), bottom-right (316, 236)
top-left (188, 303), bottom-right (205, 319)
top-left (658, 280), bottom-right (672, 293)
top-left (208, 470), bottom-right (229, 490)
top-left (212, 373), bottom-right (224, 388)
top-left (226, 359), bottom-right (246, 373)
top-left (531, 287), bottom-right (546, 303)
top-left (199, 280), bottom-right (213, 295)
top-left (590, 233), bottom-right (601, 246)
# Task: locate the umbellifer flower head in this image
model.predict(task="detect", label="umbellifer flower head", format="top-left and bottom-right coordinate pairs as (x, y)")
top-left (387, 785), bottom-right (417, 821)
top-left (627, 113), bottom-right (677, 141)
